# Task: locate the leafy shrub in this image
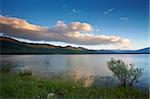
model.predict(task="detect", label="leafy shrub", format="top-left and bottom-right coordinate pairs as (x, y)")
top-left (107, 58), bottom-right (143, 87)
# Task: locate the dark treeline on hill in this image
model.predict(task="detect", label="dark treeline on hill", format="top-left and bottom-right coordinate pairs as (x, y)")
top-left (0, 37), bottom-right (149, 54)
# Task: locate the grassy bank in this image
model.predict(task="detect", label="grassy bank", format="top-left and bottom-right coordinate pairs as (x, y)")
top-left (0, 72), bottom-right (149, 99)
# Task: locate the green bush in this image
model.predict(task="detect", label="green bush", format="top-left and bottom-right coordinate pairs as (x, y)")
top-left (107, 58), bottom-right (143, 87)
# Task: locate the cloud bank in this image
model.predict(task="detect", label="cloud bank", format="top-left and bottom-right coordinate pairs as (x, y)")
top-left (0, 16), bottom-right (132, 49)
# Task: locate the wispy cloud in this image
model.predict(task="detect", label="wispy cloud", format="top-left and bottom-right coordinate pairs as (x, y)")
top-left (72, 8), bottom-right (81, 14)
top-left (72, 9), bottom-right (76, 13)
top-left (62, 4), bottom-right (67, 8)
top-left (0, 16), bottom-right (132, 49)
top-left (120, 17), bottom-right (128, 21)
top-left (104, 8), bottom-right (114, 15)
top-left (62, 0), bottom-right (67, 9)
top-left (94, 28), bottom-right (100, 32)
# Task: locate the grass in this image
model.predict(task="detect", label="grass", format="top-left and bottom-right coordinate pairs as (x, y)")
top-left (0, 71), bottom-right (149, 99)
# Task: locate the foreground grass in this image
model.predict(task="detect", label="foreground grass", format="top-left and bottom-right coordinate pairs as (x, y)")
top-left (0, 72), bottom-right (149, 99)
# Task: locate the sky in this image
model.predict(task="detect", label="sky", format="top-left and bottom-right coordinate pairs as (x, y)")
top-left (0, 0), bottom-right (149, 50)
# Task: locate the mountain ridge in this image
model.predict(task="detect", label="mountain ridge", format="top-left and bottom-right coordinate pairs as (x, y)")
top-left (0, 37), bottom-right (149, 54)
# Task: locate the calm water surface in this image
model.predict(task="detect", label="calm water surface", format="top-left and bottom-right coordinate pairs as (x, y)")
top-left (0, 54), bottom-right (149, 87)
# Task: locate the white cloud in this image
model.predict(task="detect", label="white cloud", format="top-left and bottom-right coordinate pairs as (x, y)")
top-left (104, 8), bottom-right (114, 15)
top-left (120, 17), bottom-right (128, 21)
top-left (73, 9), bottom-right (77, 13)
top-left (0, 16), bottom-right (132, 49)
top-left (94, 28), bottom-right (100, 32)
top-left (72, 8), bottom-right (81, 14)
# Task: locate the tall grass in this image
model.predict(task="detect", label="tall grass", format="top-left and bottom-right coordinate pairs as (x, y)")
top-left (0, 71), bottom-right (149, 99)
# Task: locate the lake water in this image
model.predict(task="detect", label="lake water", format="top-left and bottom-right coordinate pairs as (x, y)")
top-left (0, 54), bottom-right (149, 87)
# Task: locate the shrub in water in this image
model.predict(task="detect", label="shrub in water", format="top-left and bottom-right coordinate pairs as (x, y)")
top-left (107, 58), bottom-right (143, 87)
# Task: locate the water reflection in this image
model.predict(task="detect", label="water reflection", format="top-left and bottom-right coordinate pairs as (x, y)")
top-left (0, 54), bottom-right (149, 87)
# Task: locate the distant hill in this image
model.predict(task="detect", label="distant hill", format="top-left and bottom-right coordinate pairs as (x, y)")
top-left (0, 37), bottom-right (149, 54)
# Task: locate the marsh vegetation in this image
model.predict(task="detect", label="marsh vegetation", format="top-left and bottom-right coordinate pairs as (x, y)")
top-left (0, 58), bottom-right (149, 99)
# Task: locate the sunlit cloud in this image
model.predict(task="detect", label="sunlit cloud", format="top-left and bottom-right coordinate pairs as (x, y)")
top-left (0, 15), bottom-right (47, 31)
top-left (0, 16), bottom-right (132, 49)
top-left (104, 8), bottom-right (114, 15)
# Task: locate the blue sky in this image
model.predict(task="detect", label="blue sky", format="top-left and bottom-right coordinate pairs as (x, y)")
top-left (1, 0), bottom-right (149, 49)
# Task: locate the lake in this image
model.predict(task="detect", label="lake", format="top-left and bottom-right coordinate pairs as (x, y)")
top-left (0, 54), bottom-right (149, 88)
